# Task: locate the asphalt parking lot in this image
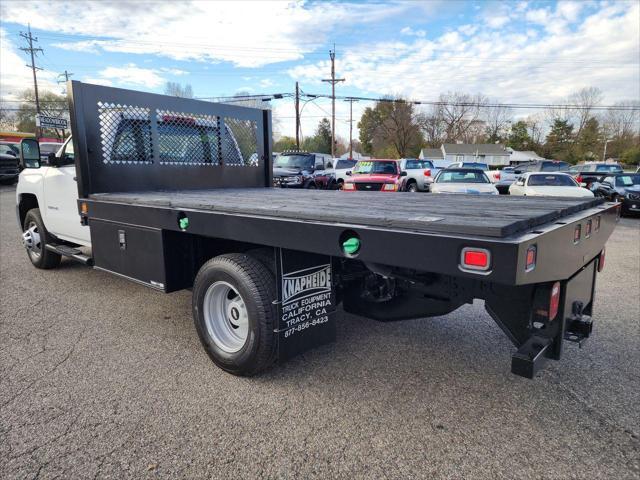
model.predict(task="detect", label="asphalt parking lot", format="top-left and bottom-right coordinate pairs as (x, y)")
top-left (1, 184), bottom-right (639, 479)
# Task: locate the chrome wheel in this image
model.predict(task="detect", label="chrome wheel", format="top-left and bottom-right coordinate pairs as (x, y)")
top-left (22, 222), bottom-right (42, 260)
top-left (203, 281), bottom-right (249, 353)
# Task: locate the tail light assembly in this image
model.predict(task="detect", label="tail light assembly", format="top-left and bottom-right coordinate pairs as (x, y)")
top-left (460, 247), bottom-right (491, 273)
top-left (495, 172), bottom-right (501, 181)
top-left (423, 169), bottom-right (431, 177)
top-left (598, 248), bottom-right (606, 272)
top-left (549, 281), bottom-right (561, 321)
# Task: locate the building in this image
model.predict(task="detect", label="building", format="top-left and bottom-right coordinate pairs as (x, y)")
top-left (339, 151), bottom-right (369, 160)
top-left (441, 143), bottom-right (510, 167)
top-left (418, 148), bottom-right (446, 168)
top-left (508, 149), bottom-right (545, 165)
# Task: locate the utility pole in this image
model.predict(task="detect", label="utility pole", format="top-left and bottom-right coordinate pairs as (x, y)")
top-left (58, 70), bottom-right (73, 85)
top-left (20, 24), bottom-right (43, 137)
top-left (295, 81), bottom-right (300, 150)
top-left (322, 47), bottom-right (344, 157)
top-left (345, 98), bottom-right (358, 159)
top-left (602, 139), bottom-right (611, 162)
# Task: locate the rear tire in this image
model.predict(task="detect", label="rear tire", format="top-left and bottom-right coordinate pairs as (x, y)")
top-left (407, 182), bottom-right (418, 192)
top-left (192, 253), bottom-right (277, 376)
top-left (22, 208), bottom-right (61, 269)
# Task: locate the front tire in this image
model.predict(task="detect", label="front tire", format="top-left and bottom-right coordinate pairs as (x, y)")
top-left (22, 208), bottom-right (61, 269)
top-left (192, 253), bottom-right (277, 376)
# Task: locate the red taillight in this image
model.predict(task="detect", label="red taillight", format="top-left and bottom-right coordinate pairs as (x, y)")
top-left (424, 169), bottom-right (431, 177)
top-left (576, 174), bottom-right (583, 184)
top-left (549, 281), bottom-right (561, 321)
top-left (460, 247), bottom-right (491, 272)
top-left (598, 248), bottom-right (605, 272)
top-left (525, 245), bottom-right (537, 272)
top-left (495, 172), bottom-right (501, 181)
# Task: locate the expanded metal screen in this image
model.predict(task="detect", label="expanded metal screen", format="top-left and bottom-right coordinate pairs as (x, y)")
top-left (97, 102), bottom-right (153, 164)
top-left (223, 118), bottom-right (258, 166)
top-left (156, 110), bottom-right (220, 165)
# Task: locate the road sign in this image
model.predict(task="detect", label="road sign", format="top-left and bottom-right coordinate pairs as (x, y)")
top-left (35, 115), bottom-right (68, 129)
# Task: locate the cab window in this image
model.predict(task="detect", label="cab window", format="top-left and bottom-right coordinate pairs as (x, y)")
top-left (61, 139), bottom-right (75, 165)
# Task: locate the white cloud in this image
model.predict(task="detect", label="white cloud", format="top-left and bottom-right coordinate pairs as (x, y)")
top-left (401, 27), bottom-right (427, 37)
top-left (259, 78), bottom-right (275, 88)
top-left (160, 68), bottom-right (189, 76)
top-left (288, 0), bottom-right (639, 135)
top-left (486, 15), bottom-right (510, 29)
top-left (97, 64), bottom-right (165, 88)
top-left (0, 1), bottom-right (428, 68)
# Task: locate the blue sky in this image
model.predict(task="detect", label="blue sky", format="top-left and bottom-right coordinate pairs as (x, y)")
top-left (1, 0), bottom-right (638, 140)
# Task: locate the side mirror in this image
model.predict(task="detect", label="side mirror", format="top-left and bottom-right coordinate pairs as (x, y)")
top-left (19, 138), bottom-right (41, 169)
top-left (400, 171), bottom-right (408, 177)
top-left (47, 151), bottom-right (58, 166)
top-left (516, 180), bottom-right (525, 186)
top-left (346, 170), bottom-right (352, 176)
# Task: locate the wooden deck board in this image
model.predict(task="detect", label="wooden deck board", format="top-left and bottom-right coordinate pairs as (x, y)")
top-left (89, 189), bottom-right (603, 238)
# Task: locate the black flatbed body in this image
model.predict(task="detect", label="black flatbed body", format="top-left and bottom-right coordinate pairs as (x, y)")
top-left (85, 188), bottom-right (617, 286)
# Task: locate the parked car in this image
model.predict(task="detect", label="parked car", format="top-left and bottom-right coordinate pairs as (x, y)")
top-left (398, 158), bottom-right (437, 192)
top-left (0, 153), bottom-right (20, 184)
top-left (342, 159), bottom-right (403, 192)
top-left (430, 168), bottom-right (498, 195)
top-left (446, 162), bottom-right (500, 183)
top-left (332, 158), bottom-right (358, 189)
top-left (0, 141), bottom-right (19, 158)
top-left (39, 142), bottom-right (64, 163)
top-left (514, 160), bottom-right (571, 174)
top-left (495, 166), bottom-right (518, 194)
top-left (592, 173), bottom-right (640, 216)
top-left (509, 172), bottom-right (594, 198)
top-left (568, 163), bottom-right (624, 189)
top-left (272, 151), bottom-right (332, 189)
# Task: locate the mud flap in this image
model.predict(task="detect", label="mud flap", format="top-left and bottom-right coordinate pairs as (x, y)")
top-left (275, 248), bottom-right (337, 362)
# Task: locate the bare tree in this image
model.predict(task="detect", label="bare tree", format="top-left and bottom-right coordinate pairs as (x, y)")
top-left (436, 92), bottom-right (487, 143)
top-left (603, 101), bottom-right (640, 139)
top-left (418, 111), bottom-right (447, 147)
top-left (525, 114), bottom-right (545, 147)
top-left (483, 103), bottom-right (513, 143)
top-left (164, 82), bottom-right (194, 98)
top-left (568, 86), bottom-right (603, 136)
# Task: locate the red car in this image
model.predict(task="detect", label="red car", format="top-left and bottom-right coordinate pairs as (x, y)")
top-left (342, 159), bottom-right (404, 192)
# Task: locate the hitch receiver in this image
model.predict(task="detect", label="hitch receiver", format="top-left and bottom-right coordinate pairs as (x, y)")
top-left (511, 335), bottom-right (552, 379)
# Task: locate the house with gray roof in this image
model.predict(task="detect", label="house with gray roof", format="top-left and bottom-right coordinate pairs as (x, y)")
top-left (418, 148), bottom-right (446, 167)
top-left (441, 143), bottom-right (511, 166)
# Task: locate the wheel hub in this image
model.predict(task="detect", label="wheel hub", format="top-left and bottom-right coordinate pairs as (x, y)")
top-left (22, 224), bottom-right (42, 258)
top-left (203, 281), bottom-right (249, 353)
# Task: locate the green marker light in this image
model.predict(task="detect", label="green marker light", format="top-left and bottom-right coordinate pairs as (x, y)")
top-left (342, 237), bottom-right (360, 255)
top-left (179, 216), bottom-right (189, 230)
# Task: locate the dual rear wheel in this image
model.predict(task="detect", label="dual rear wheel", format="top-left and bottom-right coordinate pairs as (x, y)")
top-left (192, 253), bottom-right (277, 376)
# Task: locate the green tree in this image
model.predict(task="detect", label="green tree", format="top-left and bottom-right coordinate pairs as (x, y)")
top-left (620, 146), bottom-right (640, 166)
top-left (576, 117), bottom-right (600, 161)
top-left (357, 99), bottom-right (423, 158)
top-left (16, 89), bottom-right (69, 138)
top-left (302, 118), bottom-right (332, 153)
top-left (506, 121), bottom-right (532, 150)
top-left (544, 119), bottom-right (576, 162)
top-left (273, 136), bottom-right (297, 152)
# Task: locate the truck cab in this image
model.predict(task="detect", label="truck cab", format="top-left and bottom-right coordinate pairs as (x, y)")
top-left (17, 136), bottom-right (91, 247)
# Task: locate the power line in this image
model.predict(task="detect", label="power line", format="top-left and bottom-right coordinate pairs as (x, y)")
top-left (300, 93), bottom-right (640, 111)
